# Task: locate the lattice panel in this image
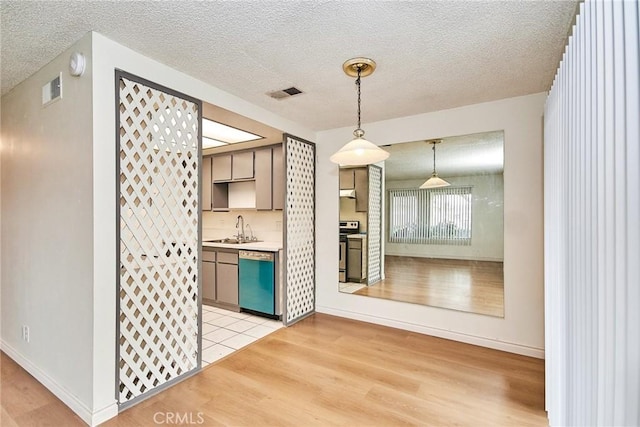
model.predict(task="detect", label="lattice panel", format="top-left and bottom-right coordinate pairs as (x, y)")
top-left (367, 165), bottom-right (382, 284)
top-left (118, 75), bottom-right (200, 405)
top-left (284, 135), bottom-right (316, 325)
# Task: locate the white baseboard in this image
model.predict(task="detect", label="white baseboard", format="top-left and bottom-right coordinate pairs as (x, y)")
top-left (315, 306), bottom-right (545, 359)
top-left (91, 402), bottom-right (119, 426)
top-left (1, 340), bottom-right (118, 426)
top-left (384, 253), bottom-right (504, 263)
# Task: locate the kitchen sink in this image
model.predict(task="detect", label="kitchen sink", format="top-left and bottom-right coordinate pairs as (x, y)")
top-left (203, 238), bottom-right (262, 244)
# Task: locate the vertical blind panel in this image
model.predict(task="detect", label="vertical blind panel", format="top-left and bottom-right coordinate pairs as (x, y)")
top-left (544, 0), bottom-right (639, 425)
top-left (388, 187), bottom-right (472, 245)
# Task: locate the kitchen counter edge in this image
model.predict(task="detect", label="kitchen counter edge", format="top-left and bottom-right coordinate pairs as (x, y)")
top-left (202, 241), bottom-right (282, 252)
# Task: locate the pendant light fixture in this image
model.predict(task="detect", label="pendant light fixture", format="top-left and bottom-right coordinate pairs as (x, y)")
top-left (420, 140), bottom-right (451, 188)
top-left (330, 57), bottom-right (390, 166)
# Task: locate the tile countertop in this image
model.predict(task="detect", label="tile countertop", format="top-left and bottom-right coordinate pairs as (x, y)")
top-left (202, 241), bottom-right (282, 252)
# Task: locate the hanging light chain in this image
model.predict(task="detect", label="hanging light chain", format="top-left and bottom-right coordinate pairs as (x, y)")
top-left (432, 143), bottom-right (437, 175)
top-left (356, 65), bottom-right (362, 130)
top-left (332, 57), bottom-right (390, 165)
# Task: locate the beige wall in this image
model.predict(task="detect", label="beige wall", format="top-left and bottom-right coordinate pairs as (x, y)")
top-left (316, 93), bottom-right (546, 357)
top-left (339, 197), bottom-right (368, 232)
top-left (1, 33), bottom-right (95, 417)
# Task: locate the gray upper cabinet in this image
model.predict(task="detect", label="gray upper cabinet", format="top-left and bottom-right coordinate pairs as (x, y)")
top-left (212, 183), bottom-right (229, 210)
top-left (232, 151), bottom-right (254, 180)
top-left (339, 169), bottom-right (355, 189)
top-left (212, 155), bottom-right (232, 181)
top-left (354, 168), bottom-right (368, 212)
top-left (207, 143), bottom-right (283, 211)
top-left (272, 145), bottom-right (284, 210)
top-left (202, 156), bottom-right (212, 211)
top-left (255, 147), bottom-right (273, 210)
top-left (340, 167), bottom-right (368, 212)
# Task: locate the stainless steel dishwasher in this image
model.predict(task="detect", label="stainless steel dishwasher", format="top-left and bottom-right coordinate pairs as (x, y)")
top-left (238, 250), bottom-right (275, 315)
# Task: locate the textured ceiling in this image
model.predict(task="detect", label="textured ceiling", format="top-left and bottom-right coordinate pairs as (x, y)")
top-left (1, 1), bottom-right (577, 131)
top-left (384, 130), bottom-right (504, 181)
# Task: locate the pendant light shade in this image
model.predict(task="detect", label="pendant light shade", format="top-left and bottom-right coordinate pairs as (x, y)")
top-left (420, 140), bottom-right (450, 188)
top-left (420, 174), bottom-right (450, 189)
top-left (329, 130), bottom-right (390, 166)
top-left (330, 57), bottom-right (389, 166)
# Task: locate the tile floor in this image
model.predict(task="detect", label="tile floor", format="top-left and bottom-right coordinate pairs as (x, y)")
top-left (339, 282), bottom-right (366, 293)
top-left (201, 304), bottom-right (283, 367)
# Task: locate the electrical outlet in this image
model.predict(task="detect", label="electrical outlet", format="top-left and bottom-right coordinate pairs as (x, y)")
top-left (22, 325), bottom-right (30, 343)
top-left (275, 221), bottom-right (282, 231)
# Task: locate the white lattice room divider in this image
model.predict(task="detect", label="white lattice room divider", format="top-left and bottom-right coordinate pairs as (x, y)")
top-left (283, 134), bottom-right (316, 325)
top-left (117, 72), bottom-right (201, 407)
top-left (367, 165), bottom-right (382, 284)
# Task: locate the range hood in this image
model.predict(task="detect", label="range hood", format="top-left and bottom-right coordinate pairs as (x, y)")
top-left (340, 189), bottom-right (356, 198)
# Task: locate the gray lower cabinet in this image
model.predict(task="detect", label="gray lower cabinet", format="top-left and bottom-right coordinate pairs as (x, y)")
top-left (202, 248), bottom-right (239, 309)
top-left (202, 260), bottom-right (216, 300)
top-left (347, 239), bottom-right (362, 282)
top-left (347, 238), bottom-right (367, 282)
top-left (216, 262), bottom-right (238, 305)
top-left (202, 249), bottom-right (216, 301)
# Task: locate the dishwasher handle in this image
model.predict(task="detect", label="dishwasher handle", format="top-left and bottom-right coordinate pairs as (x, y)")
top-left (239, 250), bottom-right (274, 262)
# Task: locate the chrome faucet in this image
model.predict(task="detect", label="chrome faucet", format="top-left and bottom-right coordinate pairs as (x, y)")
top-left (245, 223), bottom-right (255, 241)
top-left (235, 215), bottom-right (245, 241)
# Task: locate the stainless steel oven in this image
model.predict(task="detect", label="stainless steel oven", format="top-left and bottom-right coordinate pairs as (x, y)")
top-left (339, 221), bottom-right (359, 283)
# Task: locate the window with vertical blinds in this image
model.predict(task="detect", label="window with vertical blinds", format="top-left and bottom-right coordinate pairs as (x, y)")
top-left (388, 186), bottom-right (472, 245)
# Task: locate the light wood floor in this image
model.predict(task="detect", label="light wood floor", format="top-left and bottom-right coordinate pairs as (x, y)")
top-left (2, 313), bottom-right (545, 426)
top-left (1, 352), bottom-right (86, 426)
top-left (354, 256), bottom-right (505, 317)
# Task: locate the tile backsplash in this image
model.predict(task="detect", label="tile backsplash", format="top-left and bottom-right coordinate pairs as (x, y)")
top-left (203, 210), bottom-right (283, 243)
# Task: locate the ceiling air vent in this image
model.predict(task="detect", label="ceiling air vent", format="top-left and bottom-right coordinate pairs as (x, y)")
top-left (267, 86), bottom-right (303, 100)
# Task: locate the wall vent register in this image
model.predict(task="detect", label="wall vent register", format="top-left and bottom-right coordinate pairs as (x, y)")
top-left (42, 73), bottom-right (62, 106)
